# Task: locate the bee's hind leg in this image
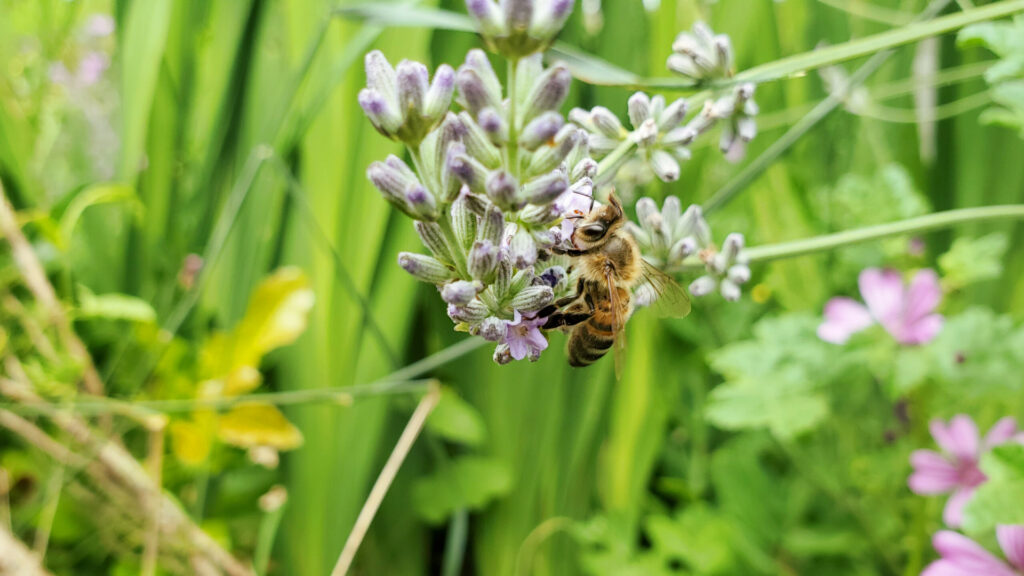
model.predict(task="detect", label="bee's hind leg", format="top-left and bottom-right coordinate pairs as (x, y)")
top-left (537, 278), bottom-right (586, 319)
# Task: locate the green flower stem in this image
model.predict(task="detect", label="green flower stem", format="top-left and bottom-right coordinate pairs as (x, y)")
top-left (507, 58), bottom-right (520, 180)
top-left (743, 205), bottom-right (1024, 263)
top-left (595, 139), bottom-right (638, 187)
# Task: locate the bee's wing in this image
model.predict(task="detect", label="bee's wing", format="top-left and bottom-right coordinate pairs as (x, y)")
top-left (638, 259), bottom-right (692, 319)
top-left (605, 267), bottom-right (627, 380)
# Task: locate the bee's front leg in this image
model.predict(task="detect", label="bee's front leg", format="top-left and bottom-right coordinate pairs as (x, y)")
top-left (537, 278), bottom-right (586, 318)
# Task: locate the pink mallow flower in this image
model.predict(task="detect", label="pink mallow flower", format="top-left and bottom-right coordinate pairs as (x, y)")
top-left (910, 416), bottom-right (1020, 527)
top-left (923, 526), bottom-right (1024, 576)
top-left (818, 268), bottom-right (943, 345)
top-left (503, 311), bottom-right (548, 361)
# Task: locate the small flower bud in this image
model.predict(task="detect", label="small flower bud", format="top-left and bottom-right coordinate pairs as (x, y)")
top-left (479, 204), bottom-right (505, 246)
top-left (521, 112), bottom-right (565, 151)
top-left (627, 92), bottom-right (652, 128)
top-left (424, 64), bottom-right (456, 119)
top-left (533, 0), bottom-right (574, 37)
top-left (632, 118), bottom-right (658, 147)
top-left (365, 51), bottom-right (397, 103)
top-left (650, 150), bottom-right (681, 182)
top-left (405, 184), bottom-right (440, 220)
top-left (658, 98), bottom-right (689, 131)
top-left (485, 170), bottom-right (521, 210)
top-left (533, 228), bottom-right (557, 249)
top-left (457, 68), bottom-right (499, 115)
top-left (635, 197), bottom-right (658, 230)
top-left (451, 194), bottom-right (478, 249)
top-left (522, 170), bottom-right (568, 206)
top-left (509, 267), bottom-right (536, 295)
top-left (589, 106), bottom-right (625, 138)
top-left (493, 343), bottom-right (513, 365)
top-left (669, 236), bottom-right (697, 262)
top-left (662, 126), bottom-right (697, 147)
top-left (520, 203), bottom-right (561, 227)
top-left (420, 113), bottom-right (465, 195)
top-left (727, 264), bottom-right (751, 285)
top-left (676, 204), bottom-right (710, 246)
top-left (466, 0), bottom-right (505, 35)
top-left (492, 259), bottom-right (513, 298)
top-left (458, 112), bottom-right (502, 169)
top-left (526, 125), bottom-right (581, 176)
top-left (469, 240), bottom-right (500, 281)
top-left (511, 285), bottom-right (554, 312)
top-left (396, 60), bottom-right (429, 116)
top-left (719, 279), bottom-right (741, 302)
top-left (722, 232), bottom-right (745, 261)
top-left (520, 65), bottom-right (572, 125)
top-left (689, 275), bottom-right (717, 297)
top-left (571, 158), bottom-right (598, 181)
top-left (510, 227), bottom-right (538, 269)
top-left (447, 300), bottom-right (489, 323)
top-left (415, 221), bottom-right (455, 265)
top-left (399, 252), bottom-right (455, 284)
top-left (359, 89), bottom-right (402, 135)
top-left (479, 316), bottom-right (508, 342)
top-left (662, 196), bottom-right (681, 227)
top-left (504, 0), bottom-right (532, 31)
top-left (478, 107), bottom-right (509, 145)
top-left (441, 280), bottom-right (482, 305)
top-left (447, 143), bottom-right (489, 194)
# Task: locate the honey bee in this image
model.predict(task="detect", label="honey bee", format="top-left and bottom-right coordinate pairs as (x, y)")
top-left (541, 192), bottom-right (691, 375)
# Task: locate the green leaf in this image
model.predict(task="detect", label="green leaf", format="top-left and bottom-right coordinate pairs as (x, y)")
top-left (962, 444), bottom-right (1024, 535)
top-left (75, 285), bottom-right (157, 323)
top-left (332, 4), bottom-right (475, 32)
top-left (57, 184), bottom-right (141, 250)
top-left (927, 308), bottom-right (1024, 390)
top-left (958, 16), bottom-right (1024, 83)
top-left (425, 387), bottom-right (487, 447)
top-left (982, 81), bottom-right (1024, 137)
top-left (705, 371), bottom-right (830, 440)
top-left (939, 233), bottom-right (1009, 290)
top-left (646, 504), bottom-right (738, 575)
top-left (411, 456), bottom-right (513, 524)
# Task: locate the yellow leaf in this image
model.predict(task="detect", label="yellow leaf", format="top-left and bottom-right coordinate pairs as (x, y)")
top-left (169, 415), bottom-right (216, 466)
top-left (233, 267), bottom-right (314, 367)
top-left (217, 402), bottom-right (303, 451)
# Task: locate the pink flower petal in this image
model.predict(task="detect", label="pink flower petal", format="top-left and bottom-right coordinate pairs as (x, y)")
top-left (859, 268), bottom-right (905, 327)
top-left (905, 269), bottom-right (942, 323)
top-left (921, 560), bottom-right (981, 576)
top-left (931, 416), bottom-right (981, 462)
top-left (943, 487), bottom-right (977, 528)
top-left (909, 450), bottom-right (959, 494)
top-left (997, 525), bottom-right (1024, 571)
top-left (985, 418), bottom-right (1020, 449)
top-left (897, 313), bottom-right (943, 346)
top-left (933, 530), bottom-right (1018, 575)
top-left (817, 297), bottom-right (874, 344)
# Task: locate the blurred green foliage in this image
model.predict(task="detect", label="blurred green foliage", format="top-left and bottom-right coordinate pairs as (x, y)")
top-left (2, 0), bottom-right (1024, 575)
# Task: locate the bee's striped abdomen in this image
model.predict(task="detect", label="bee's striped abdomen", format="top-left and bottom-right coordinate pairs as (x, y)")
top-left (567, 319), bottom-right (615, 366)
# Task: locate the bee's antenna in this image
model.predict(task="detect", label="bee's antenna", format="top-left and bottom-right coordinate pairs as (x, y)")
top-left (571, 188), bottom-right (595, 212)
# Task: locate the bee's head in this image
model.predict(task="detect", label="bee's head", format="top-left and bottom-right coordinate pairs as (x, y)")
top-left (572, 192), bottom-right (625, 250)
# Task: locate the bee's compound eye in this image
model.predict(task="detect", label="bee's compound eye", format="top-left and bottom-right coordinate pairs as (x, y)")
top-left (578, 224), bottom-right (606, 241)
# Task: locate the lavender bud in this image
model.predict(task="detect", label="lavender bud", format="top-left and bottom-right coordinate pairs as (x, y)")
top-left (634, 284), bottom-right (657, 308)
top-left (399, 252), bottom-right (455, 284)
top-left (689, 275), bottom-right (717, 297)
top-left (662, 196), bottom-right (681, 227)
top-left (720, 279), bottom-right (741, 302)
top-left (493, 343), bottom-right (513, 365)
top-left (666, 54), bottom-right (703, 79)
top-left (510, 227), bottom-right (538, 269)
top-left (632, 119), bottom-right (658, 147)
top-left (669, 237), bottom-right (697, 262)
top-left (479, 316), bottom-right (508, 342)
top-left (465, 0), bottom-right (505, 35)
top-left (676, 204), bottom-right (710, 246)
top-left (509, 267), bottom-right (536, 294)
top-left (526, 125), bottom-right (580, 176)
top-left (650, 149), bottom-right (681, 182)
top-left (658, 98), bottom-right (689, 131)
top-left (625, 221), bottom-right (651, 250)
top-left (589, 106), bottom-right (625, 138)
top-left (635, 197), bottom-right (659, 232)
top-left (441, 280), bottom-right (482, 305)
top-left (469, 240), bottom-right (500, 281)
top-left (521, 112), bottom-right (565, 151)
top-left (457, 68), bottom-right (499, 115)
top-left (627, 92), bottom-right (652, 128)
top-left (447, 143), bottom-right (489, 194)
top-left (396, 60), bottom-right (429, 116)
top-left (503, 0), bottom-right (533, 31)
top-left (458, 112), bottom-right (502, 169)
top-left (492, 260), bottom-right (513, 298)
top-left (568, 108), bottom-right (595, 131)
top-left (511, 285), bottom-right (554, 312)
top-left (405, 184), bottom-right (439, 220)
top-left (714, 35), bottom-right (734, 74)
top-left (358, 89), bottom-right (402, 135)
top-left (662, 126), bottom-right (697, 148)
top-left (520, 65), bottom-right (572, 125)
top-left (533, 228), bottom-right (557, 249)
top-left (415, 221), bottom-right (455, 265)
top-left (727, 264), bottom-right (751, 285)
top-left (532, 0), bottom-right (575, 37)
top-left (522, 170), bottom-right (568, 206)
top-left (485, 170), bottom-right (521, 210)
top-left (738, 116), bottom-right (758, 142)
top-left (479, 204), bottom-right (505, 246)
top-left (424, 64), bottom-right (456, 120)
top-left (451, 194), bottom-right (478, 249)
top-left (571, 158), bottom-right (598, 181)
top-left (520, 203), bottom-right (560, 227)
top-left (478, 107), bottom-right (509, 145)
top-left (447, 300), bottom-right (489, 323)
top-left (722, 232), bottom-right (745, 261)
top-left (364, 51), bottom-right (397, 103)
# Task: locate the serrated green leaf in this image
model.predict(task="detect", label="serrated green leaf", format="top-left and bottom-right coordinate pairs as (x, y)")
top-left (646, 504), bottom-right (737, 575)
top-left (425, 387), bottom-right (487, 447)
top-left (962, 446), bottom-right (1024, 535)
top-left (939, 233), bottom-right (1009, 290)
top-left (411, 456), bottom-right (513, 524)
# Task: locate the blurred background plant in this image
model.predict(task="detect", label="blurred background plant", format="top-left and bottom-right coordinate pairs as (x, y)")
top-left (2, 0), bottom-right (1024, 575)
